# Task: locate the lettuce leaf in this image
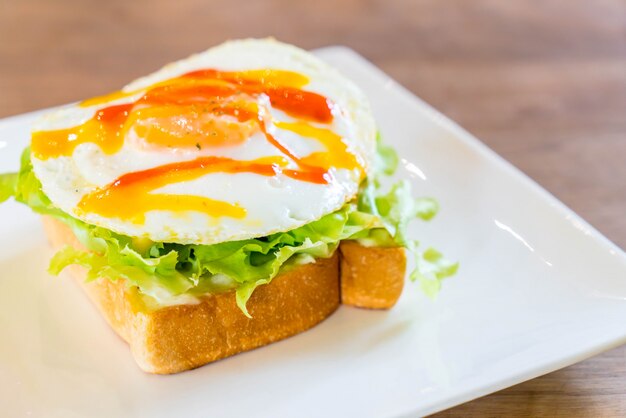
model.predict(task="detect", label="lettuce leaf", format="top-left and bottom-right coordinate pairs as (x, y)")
top-left (374, 132), bottom-right (399, 176)
top-left (0, 173), bottom-right (17, 203)
top-left (411, 248), bottom-right (459, 298)
top-left (1, 141), bottom-right (457, 315)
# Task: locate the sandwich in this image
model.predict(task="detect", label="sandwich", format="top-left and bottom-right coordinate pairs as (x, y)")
top-left (0, 39), bottom-right (456, 374)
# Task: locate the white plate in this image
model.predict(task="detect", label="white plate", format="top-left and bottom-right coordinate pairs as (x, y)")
top-left (1, 47), bottom-right (625, 418)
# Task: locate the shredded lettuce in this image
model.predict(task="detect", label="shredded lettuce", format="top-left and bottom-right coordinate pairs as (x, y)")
top-left (0, 139), bottom-right (457, 315)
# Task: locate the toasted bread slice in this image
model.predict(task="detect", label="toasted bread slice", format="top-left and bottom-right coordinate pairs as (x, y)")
top-left (42, 217), bottom-right (406, 373)
top-left (339, 240), bottom-right (406, 309)
top-left (42, 216), bottom-right (340, 374)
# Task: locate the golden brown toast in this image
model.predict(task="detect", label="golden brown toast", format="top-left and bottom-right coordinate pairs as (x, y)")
top-left (42, 216), bottom-right (405, 374)
top-left (339, 240), bottom-right (406, 309)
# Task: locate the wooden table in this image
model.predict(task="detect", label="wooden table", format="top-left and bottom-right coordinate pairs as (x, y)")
top-left (1, 0), bottom-right (624, 415)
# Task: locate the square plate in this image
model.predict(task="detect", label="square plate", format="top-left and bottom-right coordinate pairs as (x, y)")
top-left (1, 47), bottom-right (625, 418)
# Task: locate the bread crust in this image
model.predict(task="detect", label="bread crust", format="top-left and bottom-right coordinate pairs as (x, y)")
top-left (42, 216), bottom-right (340, 374)
top-left (339, 241), bottom-right (406, 309)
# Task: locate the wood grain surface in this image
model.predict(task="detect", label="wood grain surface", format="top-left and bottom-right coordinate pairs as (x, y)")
top-left (1, 0), bottom-right (624, 415)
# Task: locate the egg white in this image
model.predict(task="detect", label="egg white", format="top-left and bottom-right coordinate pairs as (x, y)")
top-left (31, 39), bottom-right (377, 244)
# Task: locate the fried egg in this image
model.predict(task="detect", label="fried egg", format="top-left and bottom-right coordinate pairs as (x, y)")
top-left (30, 39), bottom-right (377, 244)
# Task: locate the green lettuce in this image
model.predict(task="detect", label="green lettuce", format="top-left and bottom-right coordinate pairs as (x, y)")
top-left (0, 173), bottom-right (17, 204)
top-left (0, 140), bottom-right (457, 315)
